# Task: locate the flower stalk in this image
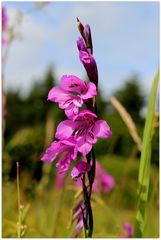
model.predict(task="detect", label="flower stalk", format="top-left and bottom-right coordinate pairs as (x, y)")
top-left (41, 18), bottom-right (112, 238)
top-left (77, 18), bottom-right (98, 238)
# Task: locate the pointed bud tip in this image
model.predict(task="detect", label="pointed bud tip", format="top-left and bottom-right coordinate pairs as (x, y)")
top-left (76, 18), bottom-right (84, 35)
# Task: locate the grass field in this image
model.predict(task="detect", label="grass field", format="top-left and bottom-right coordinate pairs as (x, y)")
top-left (2, 154), bottom-right (159, 238)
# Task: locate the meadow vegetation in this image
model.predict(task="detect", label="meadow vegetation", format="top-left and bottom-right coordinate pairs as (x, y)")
top-left (2, 69), bottom-right (159, 237)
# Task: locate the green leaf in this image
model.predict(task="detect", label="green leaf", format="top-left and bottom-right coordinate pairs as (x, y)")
top-left (134, 70), bottom-right (159, 237)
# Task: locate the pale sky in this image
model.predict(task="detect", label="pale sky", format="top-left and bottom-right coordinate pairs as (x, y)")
top-left (3, 1), bottom-right (160, 100)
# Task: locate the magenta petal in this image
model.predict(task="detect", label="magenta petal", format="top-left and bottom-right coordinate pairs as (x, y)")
top-left (73, 202), bottom-right (86, 237)
top-left (77, 137), bottom-right (92, 156)
top-left (41, 141), bottom-right (61, 162)
top-left (93, 120), bottom-right (112, 139)
top-left (55, 120), bottom-right (77, 139)
top-left (71, 161), bottom-right (91, 180)
top-left (65, 104), bottom-right (79, 120)
top-left (77, 37), bottom-right (86, 51)
top-left (60, 75), bottom-right (86, 93)
top-left (84, 24), bottom-right (91, 42)
top-left (71, 145), bottom-right (78, 161)
top-left (79, 50), bottom-right (91, 64)
top-left (73, 109), bottom-right (97, 121)
top-left (61, 136), bottom-right (77, 146)
top-left (81, 82), bottom-right (97, 100)
top-left (56, 153), bottom-right (71, 174)
top-left (48, 86), bottom-right (69, 103)
top-left (86, 130), bottom-right (97, 144)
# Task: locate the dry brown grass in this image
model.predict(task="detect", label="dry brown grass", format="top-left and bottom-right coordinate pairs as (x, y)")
top-left (110, 96), bottom-right (142, 151)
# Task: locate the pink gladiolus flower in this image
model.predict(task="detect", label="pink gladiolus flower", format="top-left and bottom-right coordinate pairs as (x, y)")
top-left (120, 222), bottom-right (134, 238)
top-left (55, 109), bottom-right (112, 156)
top-left (41, 137), bottom-right (78, 174)
top-left (48, 75), bottom-right (97, 119)
top-left (71, 160), bottom-right (91, 180)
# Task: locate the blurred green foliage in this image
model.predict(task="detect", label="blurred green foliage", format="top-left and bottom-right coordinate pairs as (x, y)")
top-left (5, 67), bottom-right (64, 140)
top-left (114, 75), bottom-right (145, 123)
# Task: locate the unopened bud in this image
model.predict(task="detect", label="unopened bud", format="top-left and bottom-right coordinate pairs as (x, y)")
top-left (77, 17), bottom-right (84, 36)
top-left (77, 18), bottom-right (93, 54)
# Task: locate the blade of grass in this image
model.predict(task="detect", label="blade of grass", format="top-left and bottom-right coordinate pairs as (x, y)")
top-left (16, 162), bottom-right (21, 238)
top-left (134, 70), bottom-right (159, 237)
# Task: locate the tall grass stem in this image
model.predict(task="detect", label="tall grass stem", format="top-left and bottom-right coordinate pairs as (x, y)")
top-left (16, 162), bottom-right (21, 238)
top-left (134, 70), bottom-right (159, 237)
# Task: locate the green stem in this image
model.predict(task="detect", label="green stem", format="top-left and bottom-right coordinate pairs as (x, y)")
top-left (82, 147), bottom-right (96, 238)
top-left (16, 162), bottom-right (21, 238)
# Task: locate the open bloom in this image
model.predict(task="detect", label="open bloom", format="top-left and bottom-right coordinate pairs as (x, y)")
top-left (48, 75), bottom-right (97, 119)
top-left (41, 137), bottom-right (78, 174)
top-left (55, 109), bottom-right (112, 156)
